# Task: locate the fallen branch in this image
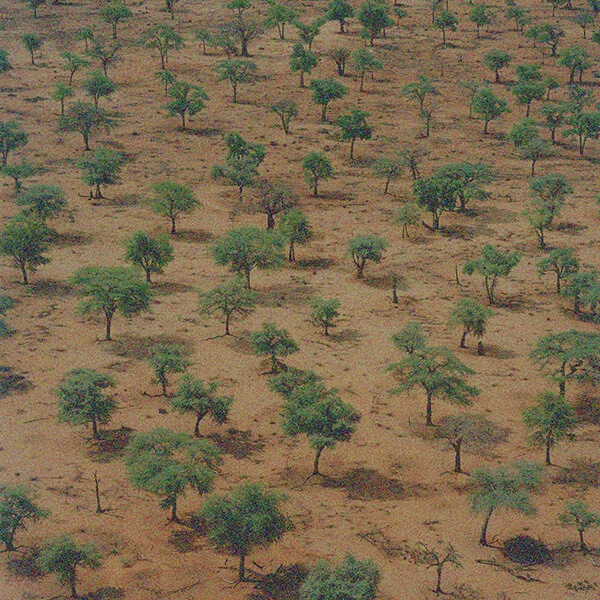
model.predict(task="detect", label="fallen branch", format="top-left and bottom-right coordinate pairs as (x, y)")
top-left (475, 558), bottom-right (544, 583)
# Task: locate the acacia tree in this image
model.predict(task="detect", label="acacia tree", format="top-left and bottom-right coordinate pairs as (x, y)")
top-left (15, 184), bottom-right (65, 223)
top-left (538, 247), bottom-right (579, 294)
top-left (413, 174), bottom-right (456, 230)
top-left (0, 214), bottom-right (49, 284)
top-left (215, 59), bottom-right (257, 103)
top-left (300, 555), bottom-right (380, 600)
top-left (434, 11), bottom-right (458, 44)
top-left (199, 278), bottom-right (257, 335)
top-left (326, 0), bottom-right (355, 33)
top-left (388, 345), bottom-right (479, 426)
top-left (471, 88), bottom-right (508, 134)
top-left (149, 181), bottom-right (200, 234)
top-left (310, 78), bottom-right (348, 121)
top-left (401, 76), bottom-right (438, 113)
top-left (559, 45), bottom-right (591, 84)
top-left (523, 391), bottom-right (576, 465)
top-left (562, 270), bottom-right (598, 315)
top-left (348, 234), bottom-right (387, 278)
top-left (39, 535), bottom-right (102, 599)
top-left (282, 381), bottom-right (360, 475)
top-left (125, 427), bottom-right (221, 521)
top-left (171, 375), bottom-right (233, 436)
top-left (148, 344), bottom-right (189, 396)
top-left (310, 297), bottom-right (340, 336)
top-left (59, 102), bottom-right (117, 151)
top-left (330, 47), bottom-right (350, 76)
top-left (166, 81), bottom-right (208, 130)
top-left (435, 414), bottom-right (510, 473)
top-left (52, 82), bottom-right (73, 116)
top-left (391, 321), bottom-right (427, 355)
top-left (141, 25), bottom-right (184, 69)
top-left (358, 1), bottom-right (392, 46)
top-left (404, 543), bottom-right (461, 596)
top-left (470, 461), bottom-right (542, 546)
top-left (87, 37), bottom-right (122, 76)
top-left (270, 99), bottom-right (298, 135)
top-left (250, 322), bottom-right (298, 373)
top-left (55, 368), bottom-right (116, 439)
top-left (21, 33), bottom-right (42, 66)
top-left (373, 156), bottom-right (403, 195)
top-left (266, 2), bottom-right (299, 39)
top-left (290, 43), bottom-right (317, 87)
top-left (353, 47), bottom-right (383, 92)
top-left (70, 266), bottom-right (153, 340)
top-left (61, 53), bottom-right (89, 86)
top-left (294, 18), bottom-right (326, 51)
top-left (449, 298), bottom-right (492, 354)
top-left (337, 110), bottom-right (372, 159)
top-left (201, 483), bottom-right (289, 581)
top-left (0, 485), bottom-right (48, 552)
top-left (212, 227), bottom-right (285, 288)
top-left (470, 4), bottom-right (493, 38)
top-left (155, 69), bottom-right (176, 96)
top-left (249, 180), bottom-right (296, 229)
top-left (279, 208), bottom-right (313, 261)
top-left (463, 245), bottom-right (521, 305)
top-left (559, 501), bottom-right (600, 553)
top-left (77, 146), bottom-right (124, 199)
top-left (302, 151), bottom-right (334, 196)
top-left (435, 162), bottom-right (494, 212)
top-left (1, 160), bottom-right (38, 193)
top-left (124, 231), bottom-right (174, 283)
top-left (0, 121), bottom-right (28, 165)
top-left (99, 1), bottom-right (132, 40)
top-left (22, 0), bottom-right (46, 18)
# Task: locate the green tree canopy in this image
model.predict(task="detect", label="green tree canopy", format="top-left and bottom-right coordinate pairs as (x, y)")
top-left (290, 43), bottom-right (317, 87)
top-left (82, 69), bottom-right (116, 108)
top-left (449, 298), bottom-right (492, 353)
top-left (249, 179), bottom-right (297, 229)
top-left (391, 321), bottom-right (427, 355)
top-left (15, 184), bottom-right (65, 222)
top-left (559, 501), bottom-right (600, 552)
top-left (483, 49), bottom-right (511, 83)
top-left (357, 1), bottom-right (393, 46)
top-left (337, 109), bottom-right (372, 159)
top-left (538, 247), bottom-right (579, 294)
top-left (348, 234), bottom-right (387, 278)
top-left (0, 121), bottom-right (28, 166)
top-left (0, 485), bottom-right (48, 552)
top-left (279, 208), bottom-right (313, 261)
top-left (77, 146), bottom-right (124, 199)
top-left (199, 278), bottom-right (257, 335)
top-left (250, 322), bottom-right (298, 372)
top-left (471, 87), bottom-right (508, 134)
top-left (310, 297), bottom-right (340, 336)
top-left (326, 0), bottom-right (355, 33)
top-left (99, 1), bottom-right (132, 40)
top-left (166, 81), bottom-right (208, 130)
top-left (310, 78), bottom-right (348, 121)
top-left (141, 24), bottom-right (184, 69)
top-left (352, 47), bottom-right (383, 92)
top-left (59, 101), bottom-right (117, 151)
top-left (269, 98), bottom-right (298, 135)
top-left (1, 160), bottom-right (38, 193)
top-left (124, 231), bottom-right (174, 283)
top-left (148, 343), bottom-right (189, 396)
top-left (21, 33), bottom-right (43, 65)
top-left (149, 180), bottom-right (200, 234)
top-left (61, 51), bottom-right (89, 85)
top-left (215, 58), bottom-right (257, 103)
top-left (302, 151), bottom-right (334, 196)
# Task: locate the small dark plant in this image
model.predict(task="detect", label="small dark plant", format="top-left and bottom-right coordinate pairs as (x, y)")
top-left (503, 535), bottom-right (551, 565)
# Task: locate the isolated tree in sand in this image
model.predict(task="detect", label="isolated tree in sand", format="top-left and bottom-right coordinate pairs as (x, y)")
top-left (21, 33), bottom-right (42, 66)
top-left (358, 1), bottom-right (393, 46)
top-left (395, 203), bottom-right (421, 239)
top-left (155, 69), bottom-right (176, 96)
top-left (70, 266), bottom-right (153, 340)
top-left (250, 322), bottom-right (298, 373)
top-left (55, 368), bottom-right (116, 439)
top-left (562, 270), bottom-right (599, 315)
top-left (22, 0), bottom-right (46, 18)
top-left (352, 47), bottom-right (382, 92)
top-left (266, 2), bottom-right (299, 40)
top-left (149, 181), bottom-right (200, 234)
top-left (124, 231), bottom-right (174, 283)
top-left (52, 82), bottom-right (73, 115)
top-left (348, 234), bottom-right (387, 278)
top-left (199, 278), bottom-right (257, 335)
top-left (559, 501), bottom-right (600, 553)
top-left (282, 381), bottom-right (360, 475)
top-left (0, 484), bottom-right (48, 551)
top-left (310, 297), bottom-right (340, 336)
top-left (201, 482), bottom-right (289, 581)
top-left (59, 102), bottom-right (117, 151)
top-left (249, 179), bottom-right (296, 229)
top-left (141, 25), bottom-right (184, 69)
top-left (470, 461), bottom-right (542, 546)
top-left (166, 81), bottom-right (208, 130)
top-left (290, 43), bottom-right (317, 87)
top-left (99, 1), bottom-right (132, 41)
top-left (326, 0), bottom-right (355, 33)
top-left (269, 367), bottom-right (322, 399)
top-left (171, 375), bottom-right (233, 436)
top-left (147, 344), bottom-right (189, 396)
top-left (403, 543), bottom-right (461, 597)
top-left (413, 175), bottom-right (456, 231)
top-left (1, 160), bottom-right (38, 193)
top-left (434, 11), bottom-right (458, 45)
top-left (0, 121), bottom-right (28, 165)
top-left (471, 87), bottom-right (508, 134)
top-left (212, 227), bottom-right (285, 288)
top-left (87, 37), bottom-right (122, 76)
top-left (77, 146), bottom-right (124, 199)
top-left (125, 427), bottom-right (221, 522)
top-left (392, 321), bottom-right (427, 355)
top-left (449, 298), bottom-right (492, 354)
top-left (483, 49), bottom-right (511, 83)
top-left (302, 151), bottom-right (334, 197)
top-left (538, 247), bottom-right (579, 294)
top-left (215, 59), bottom-right (257, 103)
top-left (337, 109), bottom-right (372, 159)
top-left (310, 78), bottom-right (347, 121)
top-left (279, 208), bottom-right (313, 261)
top-left (82, 70), bottom-right (116, 108)
top-left (270, 99), bottom-right (298, 135)
top-left (39, 535), bottom-right (102, 599)
top-left (15, 184), bottom-right (65, 223)
top-left (373, 156), bottom-right (403, 195)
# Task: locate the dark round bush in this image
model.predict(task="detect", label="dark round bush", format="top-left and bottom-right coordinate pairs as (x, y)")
top-left (504, 535), bottom-right (551, 565)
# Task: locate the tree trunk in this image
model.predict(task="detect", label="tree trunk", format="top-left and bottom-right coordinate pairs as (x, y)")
top-left (225, 313), bottom-right (231, 335)
top-left (171, 497), bottom-right (178, 521)
top-left (181, 112), bottom-right (186, 130)
top-left (241, 39), bottom-right (249, 57)
top-left (245, 269), bottom-right (251, 289)
top-left (426, 391), bottom-right (433, 426)
top-left (392, 281), bottom-right (399, 304)
top-left (300, 71), bottom-right (304, 87)
top-left (105, 312), bottom-right (113, 341)
top-left (30, 51), bottom-right (35, 66)
top-left (579, 529), bottom-right (587, 552)
top-left (92, 418), bottom-right (99, 439)
top-left (288, 241), bottom-right (295, 262)
top-left (170, 215), bottom-right (177, 234)
top-left (321, 104), bottom-right (327, 121)
top-left (360, 72), bottom-right (365, 92)
top-left (113, 23), bottom-right (118, 40)
top-left (384, 175), bottom-right (390, 195)
top-left (313, 177), bottom-right (319, 197)
top-left (233, 84), bottom-right (238, 104)
top-left (70, 579), bottom-right (78, 598)
top-left (324, 321), bottom-right (329, 336)
top-left (313, 445), bottom-right (324, 475)
top-left (21, 265), bottom-right (29, 285)
top-left (479, 508), bottom-right (493, 546)
top-left (483, 119), bottom-right (489, 134)
top-left (477, 340), bottom-right (484, 356)
top-left (83, 132), bottom-right (90, 151)
top-left (350, 138), bottom-right (355, 160)
top-left (238, 553), bottom-right (247, 581)
top-left (270, 352), bottom-right (278, 373)
top-left (95, 182), bottom-right (102, 199)
top-left (495, 69), bottom-right (500, 83)
top-left (460, 331), bottom-right (467, 348)
top-left (559, 378), bottom-right (566, 396)
top-left (194, 412), bottom-right (207, 437)
top-left (94, 471), bottom-right (103, 513)
top-left (160, 53), bottom-right (166, 69)
top-left (545, 434), bottom-right (552, 465)
top-left (435, 564), bottom-right (443, 595)
top-left (356, 261), bottom-right (365, 278)
top-left (267, 212), bottom-right (275, 229)
top-left (453, 440), bottom-right (462, 473)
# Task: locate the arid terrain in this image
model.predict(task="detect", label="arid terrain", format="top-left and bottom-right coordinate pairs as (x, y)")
top-left (0, 0), bottom-right (599, 597)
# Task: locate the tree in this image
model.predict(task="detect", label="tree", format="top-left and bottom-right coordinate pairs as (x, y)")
top-left (483, 49), bottom-right (511, 83)
top-left (388, 345), bottom-right (479, 426)
top-left (302, 151), bottom-right (334, 196)
top-left (401, 75), bottom-right (438, 113)
top-left (270, 98), bottom-right (298, 135)
top-left (523, 391), bottom-right (575, 465)
top-left (326, 0), bottom-right (355, 33)
top-left (400, 146), bottom-right (427, 180)
top-left (279, 208), bottom-right (313, 261)
top-left (61, 52), bottom-right (89, 86)
top-left (15, 184), bottom-right (65, 222)
top-left (141, 25), bottom-right (183, 69)
top-left (87, 37), bottom-right (121, 76)
top-left (217, 14), bottom-right (264, 56)
top-left (77, 146), bottom-right (124, 199)
top-left (166, 81), bottom-right (208, 130)
top-left (570, 12), bottom-right (595, 38)
top-left (215, 59), bottom-right (257, 103)
top-left (294, 18), bottom-right (326, 52)
top-left (21, 33), bottom-right (42, 66)
top-left (0, 121), bottom-right (28, 165)
top-left (22, 0), bottom-right (45, 18)
top-left (59, 102), bottom-right (117, 151)
top-left (75, 26), bottom-right (95, 52)
top-left (148, 344), bottom-right (189, 396)
top-left (282, 381), bottom-right (360, 475)
top-left (413, 174), bottom-right (456, 230)
top-left (470, 461), bottom-right (542, 546)
top-left (125, 427), bottom-right (220, 521)
top-left (155, 69), bottom-right (176, 96)
top-left (250, 179), bottom-right (296, 229)
top-left (538, 247), bottom-right (579, 294)
top-left (164, 0), bottom-right (180, 19)
top-left (435, 162), bottom-right (494, 212)
top-left (201, 482), bottom-right (289, 581)
top-left (300, 555), bottom-right (379, 600)
top-left (0, 485), bottom-right (47, 552)
top-left (470, 4), bottom-right (493, 38)
top-left (562, 271), bottom-right (598, 315)
top-left (330, 47), bottom-right (351, 76)
top-left (358, 1), bottom-right (392, 46)
top-left (99, 1), bottom-right (132, 40)
top-left (518, 138), bottom-right (552, 176)
top-left (124, 231), bottom-right (174, 282)
top-left (471, 88), bottom-right (508, 134)
top-left (52, 82), bottom-right (73, 115)
top-left (434, 11), bottom-right (458, 45)
top-left (212, 227), bottom-right (285, 288)
top-left (1, 160), bottom-right (38, 193)
top-left (171, 375), bottom-right (233, 436)
top-left (348, 234), bottom-right (387, 278)
top-left (436, 414), bottom-right (509, 473)
top-left (560, 501), bottom-right (600, 553)
top-left (70, 266), bottom-right (153, 341)
top-left (512, 80), bottom-right (545, 117)
top-left (392, 321), bottom-right (427, 355)
top-left (290, 43), bottom-right (317, 87)
top-left (565, 110), bottom-right (600, 155)
top-left (374, 156), bottom-right (403, 195)
top-left (310, 78), bottom-right (348, 122)
top-left (541, 102), bottom-right (569, 143)
top-left (199, 278), bottom-right (257, 335)
top-left (250, 322), bottom-right (298, 372)
top-left (311, 297), bottom-right (340, 336)
top-left (149, 181), bottom-right (200, 234)
top-left (404, 543), bottom-right (461, 596)
top-left (39, 535), bottom-right (102, 598)
top-left (353, 47), bottom-right (382, 92)
top-left (450, 298), bottom-right (492, 354)
top-left (0, 214), bottom-right (49, 284)
top-left (530, 330), bottom-right (600, 397)
top-left (266, 2), bottom-right (299, 40)
top-left (463, 245), bottom-right (521, 305)
top-left (269, 367), bottom-right (322, 399)
top-left (505, 4), bottom-right (530, 31)
top-left (527, 23), bottom-right (564, 56)
top-left (559, 45), bottom-right (591, 84)
top-left (55, 368), bottom-right (116, 439)
top-left (0, 49), bottom-right (10, 73)
top-left (337, 110), bottom-right (372, 159)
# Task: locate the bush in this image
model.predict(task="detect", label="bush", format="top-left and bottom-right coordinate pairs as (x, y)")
top-left (503, 535), bottom-right (551, 565)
